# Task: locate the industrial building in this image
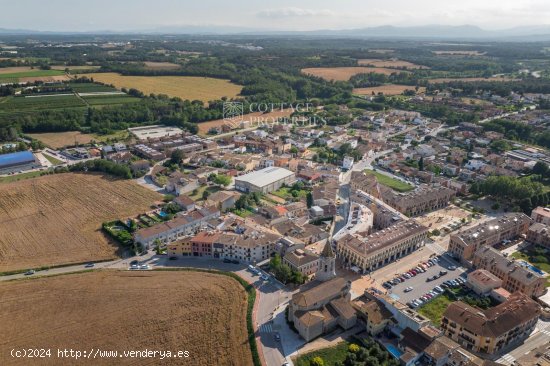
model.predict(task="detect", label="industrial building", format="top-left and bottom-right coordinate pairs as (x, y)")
top-left (0, 150), bottom-right (39, 174)
top-left (234, 167), bottom-right (296, 194)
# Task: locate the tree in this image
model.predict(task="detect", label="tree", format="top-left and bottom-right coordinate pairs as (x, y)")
top-left (418, 157), bottom-right (424, 171)
top-left (213, 174), bottom-right (232, 187)
top-left (533, 162), bottom-right (549, 178)
top-left (202, 190), bottom-right (211, 201)
top-left (348, 344), bottom-right (360, 353)
top-left (306, 192), bottom-right (314, 208)
top-left (170, 149), bottom-right (185, 166)
top-left (290, 146), bottom-right (299, 155)
top-left (310, 356), bottom-right (324, 366)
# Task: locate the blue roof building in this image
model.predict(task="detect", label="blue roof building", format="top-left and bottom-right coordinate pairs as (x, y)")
top-left (0, 151), bottom-right (36, 170)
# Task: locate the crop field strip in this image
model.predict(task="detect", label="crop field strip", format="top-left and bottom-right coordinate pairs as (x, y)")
top-left (0, 173), bottom-right (162, 273)
top-left (0, 271), bottom-right (254, 366)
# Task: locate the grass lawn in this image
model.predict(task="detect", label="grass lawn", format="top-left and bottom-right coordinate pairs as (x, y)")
top-left (417, 293), bottom-right (453, 325)
top-left (187, 185), bottom-right (221, 201)
top-left (0, 170), bottom-right (45, 184)
top-left (272, 186), bottom-right (309, 200)
top-left (42, 153), bottom-right (63, 165)
top-left (294, 340), bottom-right (350, 366)
top-left (367, 170), bottom-right (414, 192)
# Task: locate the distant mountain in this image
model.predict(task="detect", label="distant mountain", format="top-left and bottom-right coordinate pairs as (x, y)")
top-left (1, 24), bottom-right (550, 40)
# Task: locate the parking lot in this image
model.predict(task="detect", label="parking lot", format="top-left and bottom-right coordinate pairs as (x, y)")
top-left (385, 253), bottom-right (467, 304)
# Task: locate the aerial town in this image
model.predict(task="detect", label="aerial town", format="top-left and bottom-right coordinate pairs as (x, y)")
top-left (1, 3), bottom-right (550, 366)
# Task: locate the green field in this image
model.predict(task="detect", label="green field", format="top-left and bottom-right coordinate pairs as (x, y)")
top-left (0, 95), bottom-right (86, 112)
top-left (0, 170), bottom-right (46, 184)
top-left (0, 69), bottom-right (65, 83)
top-left (295, 341), bottom-right (350, 366)
top-left (82, 95), bottom-right (141, 106)
top-left (417, 293), bottom-right (453, 325)
top-left (368, 170), bottom-right (414, 192)
top-left (70, 83), bottom-right (118, 93)
top-left (42, 153), bottom-right (63, 165)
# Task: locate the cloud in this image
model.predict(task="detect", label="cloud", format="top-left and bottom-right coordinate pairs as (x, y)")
top-left (257, 7), bottom-right (335, 19)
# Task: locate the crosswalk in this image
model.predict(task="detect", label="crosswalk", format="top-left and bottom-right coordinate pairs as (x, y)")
top-left (259, 323), bottom-right (273, 333)
top-left (496, 353), bottom-right (515, 366)
top-left (426, 242), bottom-right (446, 255)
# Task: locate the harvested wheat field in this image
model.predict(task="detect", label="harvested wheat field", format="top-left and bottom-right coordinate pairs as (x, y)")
top-left (301, 67), bottom-right (405, 81)
top-left (143, 61), bottom-right (181, 70)
top-left (0, 270), bottom-right (253, 366)
top-left (82, 72), bottom-right (242, 103)
top-left (358, 59), bottom-right (429, 69)
top-left (0, 173), bottom-right (161, 272)
top-left (427, 76), bottom-right (517, 83)
top-left (27, 131), bottom-right (95, 148)
top-left (354, 85), bottom-right (426, 96)
top-left (198, 108), bottom-right (293, 135)
top-left (433, 50), bottom-right (486, 56)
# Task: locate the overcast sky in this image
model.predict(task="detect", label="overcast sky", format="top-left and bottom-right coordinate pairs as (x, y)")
top-left (1, 0), bottom-right (549, 32)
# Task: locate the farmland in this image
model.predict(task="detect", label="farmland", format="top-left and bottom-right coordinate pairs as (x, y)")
top-left (143, 61), bottom-right (181, 69)
top-left (0, 270), bottom-right (254, 366)
top-left (0, 95), bottom-right (86, 112)
top-left (0, 67), bottom-right (68, 83)
top-left (0, 173), bottom-right (161, 273)
top-left (27, 131), bottom-right (95, 148)
top-left (357, 59), bottom-right (429, 69)
top-left (432, 50), bottom-right (486, 56)
top-left (197, 108), bottom-right (293, 135)
top-left (354, 85), bottom-right (426, 96)
top-left (301, 67), bottom-right (406, 81)
top-left (81, 73), bottom-right (242, 103)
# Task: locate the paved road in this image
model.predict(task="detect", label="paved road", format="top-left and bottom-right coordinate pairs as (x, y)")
top-left (496, 319), bottom-right (550, 365)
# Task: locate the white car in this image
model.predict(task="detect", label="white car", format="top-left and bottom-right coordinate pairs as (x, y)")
top-left (140, 264), bottom-right (150, 270)
top-left (130, 264), bottom-right (139, 270)
top-left (404, 287), bottom-right (413, 293)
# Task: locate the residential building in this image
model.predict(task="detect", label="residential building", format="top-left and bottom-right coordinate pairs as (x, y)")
top-left (352, 292), bottom-right (393, 336)
top-left (205, 190), bottom-right (239, 212)
top-left (134, 206), bottom-right (220, 248)
top-left (376, 293), bottom-right (430, 332)
top-left (283, 249), bottom-right (319, 277)
top-left (472, 246), bottom-right (547, 298)
top-left (532, 206), bottom-right (550, 226)
top-left (336, 220), bottom-right (428, 273)
top-left (527, 222), bottom-right (550, 248)
top-left (449, 213), bottom-right (531, 263)
top-left (466, 269), bottom-right (503, 296)
top-left (441, 292), bottom-right (541, 354)
top-left (234, 167), bottom-right (296, 194)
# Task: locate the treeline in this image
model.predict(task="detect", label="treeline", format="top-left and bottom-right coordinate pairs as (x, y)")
top-left (483, 119), bottom-right (550, 149)
top-left (56, 159), bottom-right (134, 179)
top-left (470, 175), bottom-right (549, 213)
top-left (427, 79), bottom-right (550, 97)
top-left (350, 72), bottom-right (428, 87)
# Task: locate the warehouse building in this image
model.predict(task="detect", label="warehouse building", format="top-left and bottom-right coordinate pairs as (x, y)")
top-left (235, 167), bottom-right (296, 194)
top-left (0, 150), bottom-right (39, 174)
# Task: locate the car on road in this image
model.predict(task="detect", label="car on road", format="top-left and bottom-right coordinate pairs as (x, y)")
top-left (404, 287), bottom-right (413, 292)
top-left (248, 264), bottom-right (255, 271)
top-left (274, 334), bottom-right (280, 341)
top-left (85, 262), bottom-right (95, 268)
top-left (169, 256), bottom-right (177, 260)
top-left (231, 259), bottom-right (240, 264)
top-left (223, 258), bottom-right (232, 263)
top-left (140, 264), bottom-right (150, 270)
top-left (25, 270), bottom-right (35, 275)
top-left (449, 265), bottom-right (457, 270)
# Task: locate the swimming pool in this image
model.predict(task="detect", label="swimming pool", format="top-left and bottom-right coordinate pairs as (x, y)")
top-left (158, 211), bottom-right (167, 218)
top-left (385, 344), bottom-right (404, 359)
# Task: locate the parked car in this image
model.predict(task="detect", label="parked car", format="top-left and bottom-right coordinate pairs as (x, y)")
top-left (231, 259), bottom-right (240, 264)
top-left (449, 265), bottom-right (457, 270)
top-left (248, 265), bottom-right (255, 271)
top-left (169, 256), bottom-right (177, 260)
top-left (439, 270), bottom-right (448, 276)
top-left (140, 264), bottom-right (149, 270)
top-left (404, 287), bottom-right (413, 293)
top-left (261, 274), bottom-right (269, 281)
top-left (130, 264), bottom-right (139, 270)
top-left (223, 258), bottom-right (232, 263)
